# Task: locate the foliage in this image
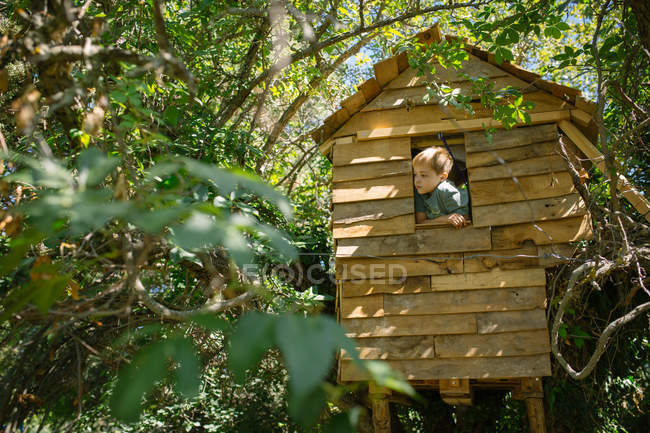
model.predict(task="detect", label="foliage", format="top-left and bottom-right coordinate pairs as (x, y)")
top-left (0, 0), bottom-right (648, 432)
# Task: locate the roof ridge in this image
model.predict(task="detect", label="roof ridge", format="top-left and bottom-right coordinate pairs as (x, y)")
top-left (311, 24), bottom-right (595, 146)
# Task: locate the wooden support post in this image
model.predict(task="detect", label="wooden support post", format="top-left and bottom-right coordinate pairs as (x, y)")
top-left (369, 383), bottom-right (392, 433)
top-left (525, 398), bottom-right (547, 433)
top-left (514, 377), bottom-right (547, 433)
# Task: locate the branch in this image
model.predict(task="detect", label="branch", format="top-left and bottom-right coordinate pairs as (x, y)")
top-left (256, 33), bottom-right (374, 173)
top-left (132, 276), bottom-right (255, 321)
top-left (550, 254), bottom-right (649, 379)
top-left (214, 0), bottom-right (488, 128)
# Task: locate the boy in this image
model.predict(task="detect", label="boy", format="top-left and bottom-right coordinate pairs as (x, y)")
top-left (413, 146), bottom-right (469, 229)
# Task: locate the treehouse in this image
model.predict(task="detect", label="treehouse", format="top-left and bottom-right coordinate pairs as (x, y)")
top-left (311, 25), bottom-right (650, 433)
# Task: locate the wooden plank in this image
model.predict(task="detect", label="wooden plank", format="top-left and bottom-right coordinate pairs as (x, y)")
top-left (491, 215), bottom-right (593, 250)
top-left (333, 214), bottom-right (415, 239)
top-left (333, 137), bottom-right (411, 166)
top-left (472, 194), bottom-right (586, 228)
top-left (359, 78), bottom-right (381, 101)
top-left (463, 246), bottom-right (541, 272)
top-left (341, 276), bottom-right (430, 297)
top-left (336, 226), bottom-right (491, 257)
top-left (341, 294), bottom-right (384, 319)
top-left (363, 76), bottom-right (530, 112)
top-left (469, 172), bottom-right (576, 206)
top-left (476, 309), bottom-right (548, 334)
top-left (342, 314), bottom-right (477, 338)
top-left (357, 112), bottom-right (570, 141)
top-left (322, 107), bottom-right (351, 139)
top-left (383, 286), bottom-right (546, 315)
top-left (430, 268), bottom-right (546, 292)
top-left (332, 175), bottom-right (414, 204)
top-left (465, 124), bottom-right (558, 153)
top-left (415, 25), bottom-right (443, 44)
top-left (374, 56), bottom-right (400, 87)
top-left (333, 159), bottom-right (412, 183)
top-left (332, 92), bottom-right (567, 138)
top-left (396, 52), bottom-right (409, 72)
top-left (342, 336), bottom-right (435, 360)
top-left (558, 120), bottom-right (650, 222)
top-left (575, 96), bottom-right (597, 115)
top-left (340, 354), bottom-right (552, 381)
top-left (537, 244), bottom-right (576, 267)
top-left (434, 330), bottom-right (550, 358)
top-left (341, 91), bottom-right (366, 115)
top-left (387, 54), bottom-right (509, 89)
top-left (570, 109), bottom-right (592, 127)
top-left (468, 155), bottom-right (569, 182)
top-left (466, 140), bottom-right (558, 168)
top-left (336, 255), bottom-right (464, 280)
top-left (333, 197), bottom-right (414, 224)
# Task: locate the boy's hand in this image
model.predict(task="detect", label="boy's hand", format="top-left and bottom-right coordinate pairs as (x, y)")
top-left (447, 213), bottom-right (466, 229)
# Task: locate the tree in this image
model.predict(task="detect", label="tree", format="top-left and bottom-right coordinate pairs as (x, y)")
top-left (0, 0), bottom-right (648, 432)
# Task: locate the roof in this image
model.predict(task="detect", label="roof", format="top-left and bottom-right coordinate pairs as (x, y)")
top-left (311, 24), bottom-right (597, 151)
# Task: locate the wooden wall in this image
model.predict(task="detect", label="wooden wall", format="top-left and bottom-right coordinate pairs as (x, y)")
top-left (329, 55), bottom-right (593, 383)
top-left (332, 124), bottom-right (592, 382)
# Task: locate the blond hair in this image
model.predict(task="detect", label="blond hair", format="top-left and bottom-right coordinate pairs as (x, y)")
top-left (413, 147), bottom-right (453, 174)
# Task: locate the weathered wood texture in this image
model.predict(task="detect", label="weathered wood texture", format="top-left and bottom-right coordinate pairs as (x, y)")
top-left (341, 276), bottom-right (429, 297)
top-left (340, 294), bottom-right (384, 319)
top-left (434, 330), bottom-right (550, 358)
top-left (466, 140), bottom-right (558, 168)
top-left (324, 51), bottom-right (606, 386)
top-left (332, 159), bottom-right (412, 182)
top-left (332, 174), bottom-right (413, 203)
top-left (333, 198), bottom-right (414, 224)
top-left (363, 76), bottom-right (531, 111)
top-left (332, 137), bottom-right (411, 166)
top-left (342, 314), bottom-right (477, 338)
top-left (387, 54), bottom-right (508, 89)
top-left (333, 92), bottom-right (570, 138)
top-left (465, 124), bottom-right (558, 152)
top-left (476, 309), bottom-right (547, 334)
top-left (472, 194), bottom-right (586, 228)
top-left (469, 173), bottom-right (575, 206)
top-left (383, 286), bottom-right (546, 316)
top-left (357, 111), bottom-right (570, 141)
top-left (468, 155), bottom-right (569, 182)
top-left (340, 354), bottom-right (552, 381)
top-left (336, 226), bottom-right (491, 257)
top-left (491, 215), bottom-right (593, 250)
top-left (333, 214), bottom-right (415, 239)
top-left (336, 255), bottom-right (463, 280)
top-left (430, 268), bottom-right (547, 291)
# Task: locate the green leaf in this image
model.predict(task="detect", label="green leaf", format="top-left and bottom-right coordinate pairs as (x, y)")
top-left (169, 212), bottom-right (225, 250)
top-left (275, 315), bottom-right (344, 399)
top-left (228, 312), bottom-right (276, 383)
top-left (322, 408), bottom-right (361, 433)
top-left (77, 148), bottom-right (119, 188)
top-left (496, 27), bottom-right (519, 45)
top-left (128, 207), bottom-right (189, 233)
top-left (171, 337), bottom-right (201, 398)
top-left (110, 341), bottom-right (168, 423)
top-left (288, 386), bottom-right (326, 428)
top-left (364, 361), bottom-right (417, 398)
top-left (494, 47), bottom-right (514, 64)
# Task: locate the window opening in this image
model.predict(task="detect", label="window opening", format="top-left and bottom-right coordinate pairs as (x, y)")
top-left (411, 134), bottom-right (472, 228)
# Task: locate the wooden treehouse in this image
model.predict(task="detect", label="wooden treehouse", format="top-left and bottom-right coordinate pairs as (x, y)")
top-left (311, 26), bottom-right (650, 433)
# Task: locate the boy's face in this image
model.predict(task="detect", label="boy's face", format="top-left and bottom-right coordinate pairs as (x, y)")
top-left (413, 163), bottom-right (447, 195)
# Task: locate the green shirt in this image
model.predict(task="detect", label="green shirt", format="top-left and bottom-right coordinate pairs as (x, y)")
top-left (414, 180), bottom-right (469, 219)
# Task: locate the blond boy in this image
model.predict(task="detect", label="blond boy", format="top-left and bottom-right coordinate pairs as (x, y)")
top-left (413, 147), bottom-right (469, 228)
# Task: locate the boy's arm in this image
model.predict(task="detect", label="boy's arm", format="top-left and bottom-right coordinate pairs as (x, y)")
top-left (415, 212), bottom-right (427, 224)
